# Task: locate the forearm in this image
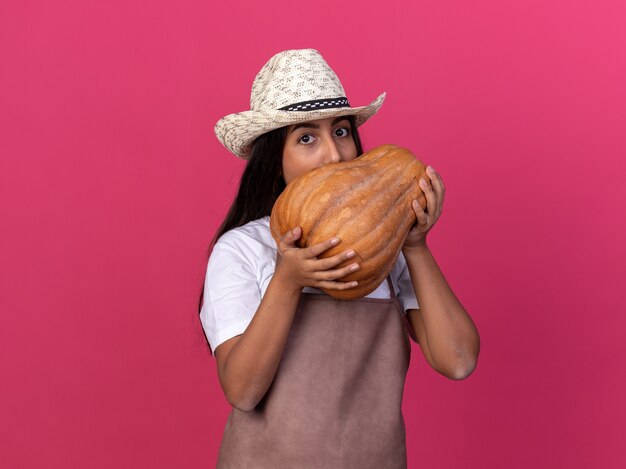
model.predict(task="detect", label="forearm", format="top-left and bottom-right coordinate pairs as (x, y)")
top-left (220, 270), bottom-right (301, 411)
top-left (403, 243), bottom-right (480, 378)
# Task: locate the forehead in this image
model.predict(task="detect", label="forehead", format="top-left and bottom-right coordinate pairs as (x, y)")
top-left (287, 116), bottom-right (352, 133)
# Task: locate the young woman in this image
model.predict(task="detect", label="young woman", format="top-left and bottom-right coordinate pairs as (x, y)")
top-left (200, 49), bottom-right (480, 468)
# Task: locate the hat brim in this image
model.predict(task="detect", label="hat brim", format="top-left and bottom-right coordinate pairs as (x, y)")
top-left (214, 92), bottom-right (386, 159)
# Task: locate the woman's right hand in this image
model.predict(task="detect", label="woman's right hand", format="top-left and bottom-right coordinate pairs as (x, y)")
top-left (273, 226), bottom-right (360, 294)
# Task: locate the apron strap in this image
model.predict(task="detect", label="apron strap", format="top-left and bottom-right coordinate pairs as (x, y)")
top-left (385, 275), bottom-right (397, 300)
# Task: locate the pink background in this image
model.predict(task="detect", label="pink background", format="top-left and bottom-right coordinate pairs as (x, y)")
top-left (1, 0), bottom-right (625, 468)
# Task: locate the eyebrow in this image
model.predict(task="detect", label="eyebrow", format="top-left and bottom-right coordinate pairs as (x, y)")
top-left (289, 117), bottom-right (351, 134)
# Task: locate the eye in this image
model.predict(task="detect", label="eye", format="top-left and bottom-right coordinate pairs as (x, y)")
top-left (298, 133), bottom-right (315, 145)
top-left (334, 127), bottom-right (350, 138)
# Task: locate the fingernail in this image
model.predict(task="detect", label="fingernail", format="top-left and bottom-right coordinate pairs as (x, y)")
top-left (427, 166), bottom-right (435, 175)
top-left (351, 281), bottom-right (358, 287)
top-left (330, 237), bottom-right (340, 245)
top-left (419, 178), bottom-right (428, 188)
top-left (350, 264), bottom-right (359, 271)
top-left (346, 250), bottom-right (355, 258)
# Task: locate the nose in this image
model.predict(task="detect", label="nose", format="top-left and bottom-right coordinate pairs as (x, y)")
top-left (323, 138), bottom-right (342, 164)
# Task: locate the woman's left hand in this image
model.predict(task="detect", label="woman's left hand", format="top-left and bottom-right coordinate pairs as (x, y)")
top-left (404, 166), bottom-right (445, 249)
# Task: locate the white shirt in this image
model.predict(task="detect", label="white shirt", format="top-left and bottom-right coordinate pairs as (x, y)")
top-left (200, 217), bottom-right (419, 356)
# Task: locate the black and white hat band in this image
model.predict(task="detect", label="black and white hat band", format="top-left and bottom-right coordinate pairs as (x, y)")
top-left (278, 97), bottom-right (350, 112)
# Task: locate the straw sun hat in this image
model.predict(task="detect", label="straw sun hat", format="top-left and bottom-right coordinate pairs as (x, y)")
top-left (214, 49), bottom-right (386, 159)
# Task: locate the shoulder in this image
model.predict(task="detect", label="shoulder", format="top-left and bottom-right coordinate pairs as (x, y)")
top-left (391, 251), bottom-right (409, 277)
top-left (391, 251), bottom-right (419, 309)
top-left (216, 216), bottom-right (273, 247)
top-left (212, 216), bottom-right (276, 261)
top-left (388, 251), bottom-right (410, 291)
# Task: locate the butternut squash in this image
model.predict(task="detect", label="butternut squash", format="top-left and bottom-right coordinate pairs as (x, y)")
top-left (270, 144), bottom-right (428, 300)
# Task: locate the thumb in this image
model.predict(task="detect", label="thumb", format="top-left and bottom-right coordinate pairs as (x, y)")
top-left (281, 226), bottom-right (302, 249)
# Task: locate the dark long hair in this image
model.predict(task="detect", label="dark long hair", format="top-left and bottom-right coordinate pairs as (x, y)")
top-left (198, 115), bottom-right (363, 315)
top-left (211, 126), bottom-right (288, 245)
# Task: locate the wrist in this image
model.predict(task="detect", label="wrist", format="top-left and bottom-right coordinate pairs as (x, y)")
top-left (402, 242), bottom-right (430, 258)
top-left (272, 264), bottom-right (304, 295)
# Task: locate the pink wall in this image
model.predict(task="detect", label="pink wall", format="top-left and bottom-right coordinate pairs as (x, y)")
top-left (1, 1), bottom-right (624, 468)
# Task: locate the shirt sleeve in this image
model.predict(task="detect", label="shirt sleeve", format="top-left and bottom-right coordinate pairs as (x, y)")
top-left (199, 238), bottom-right (262, 357)
top-left (396, 252), bottom-right (419, 312)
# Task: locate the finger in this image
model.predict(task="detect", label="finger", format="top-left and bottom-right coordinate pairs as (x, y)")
top-left (427, 166), bottom-right (445, 214)
top-left (304, 236), bottom-right (341, 258)
top-left (427, 166), bottom-right (445, 199)
top-left (314, 279), bottom-right (359, 291)
top-left (418, 176), bottom-right (437, 215)
top-left (311, 261), bottom-right (360, 281)
top-left (314, 249), bottom-right (357, 270)
top-left (412, 200), bottom-right (429, 226)
top-left (426, 166), bottom-right (446, 214)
